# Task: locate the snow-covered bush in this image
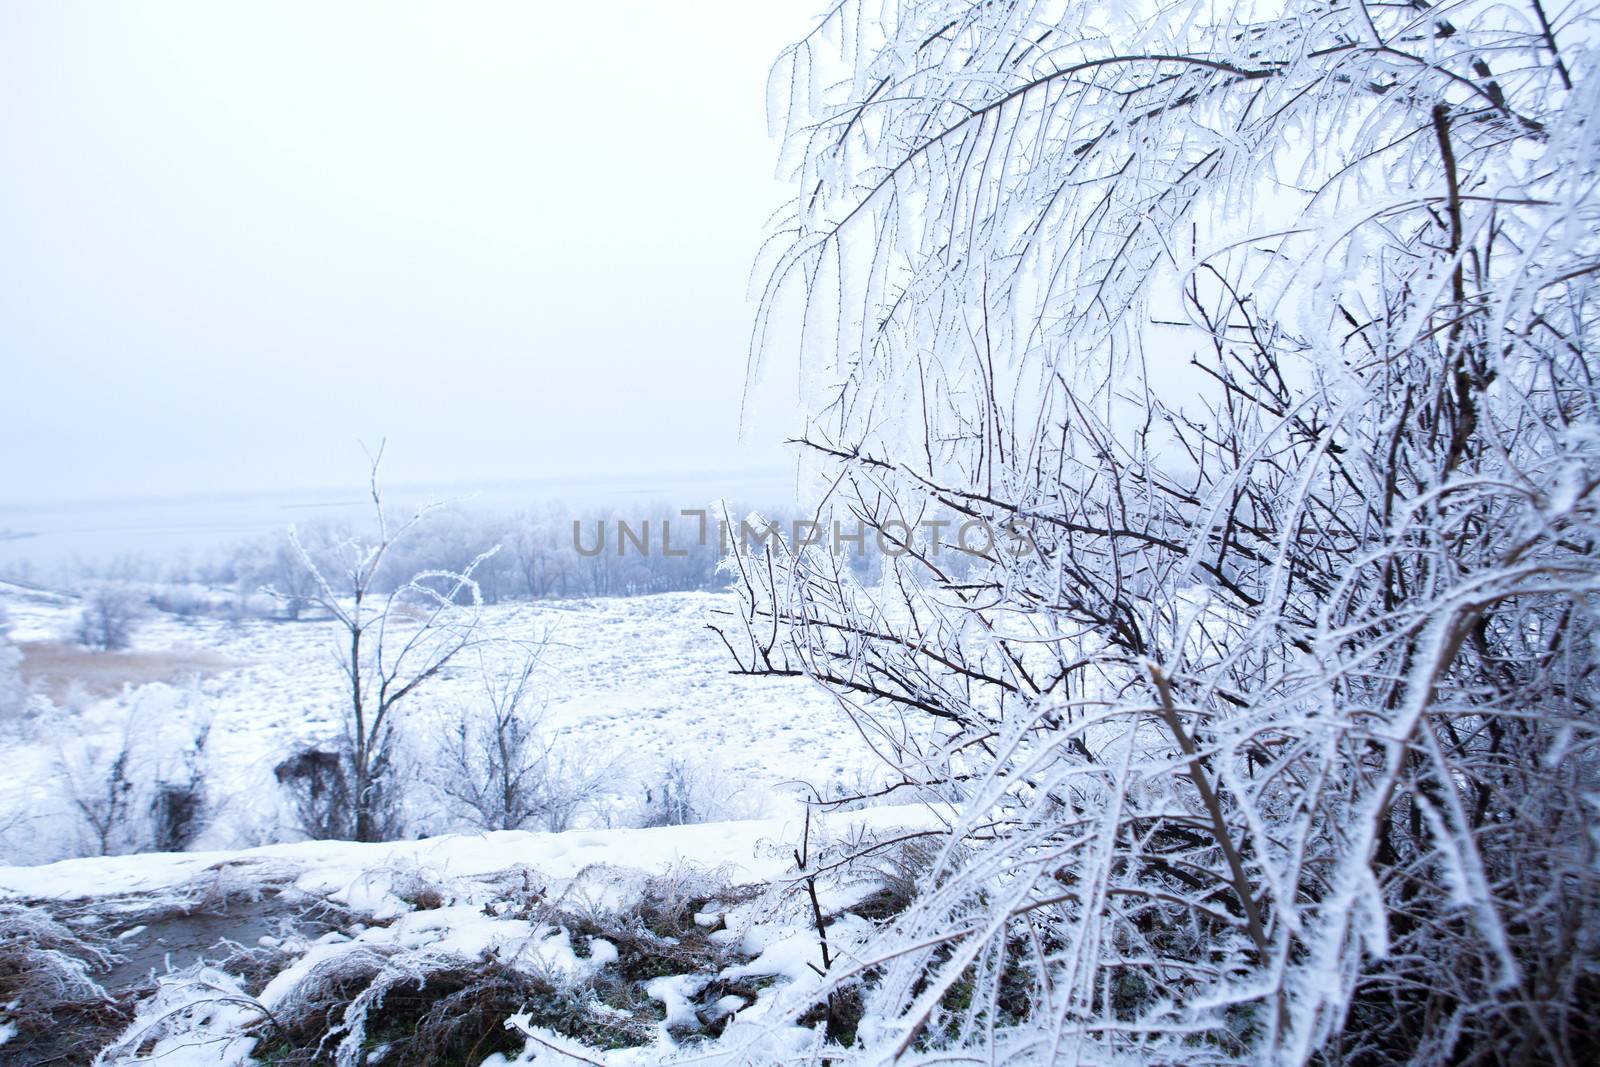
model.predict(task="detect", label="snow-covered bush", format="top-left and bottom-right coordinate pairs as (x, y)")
top-left (54, 686), bottom-right (213, 856)
top-left (0, 605), bottom-right (27, 720)
top-left (91, 964), bottom-right (259, 1067)
top-left (274, 746), bottom-right (361, 842)
top-left (0, 903), bottom-right (121, 1057)
top-left (431, 648), bottom-right (611, 833)
top-left (636, 756), bottom-right (745, 828)
top-left (720, 0), bottom-right (1600, 1062)
top-left (202, 866), bottom-right (756, 1066)
top-left (149, 724), bottom-right (211, 852)
top-left (72, 582), bottom-right (146, 651)
top-left (143, 581), bottom-right (213, 618)
top-left (58, 719), bottom-right (138, 856)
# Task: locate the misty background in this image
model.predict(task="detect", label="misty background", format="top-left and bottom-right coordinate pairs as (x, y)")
top-left (0, 1), bottom-right (815, 567)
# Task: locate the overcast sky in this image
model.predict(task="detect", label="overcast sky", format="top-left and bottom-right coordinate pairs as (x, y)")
top-left (0, 1), bottom-right (817, 503)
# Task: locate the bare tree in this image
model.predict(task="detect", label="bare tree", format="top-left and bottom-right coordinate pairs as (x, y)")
top-left (635, 756), bottom-right (740, 828)
top-left (73, 583), bottom-right (146, 651)
top-left (719, 1), bottom-right (1600, 1062)
top-left (279, 446), bottom-right (499, 843)
top-left (263, 537), bottom-right (325, 621)
top-left (507, 506), bottom-right (571, 599)
top-left (433, 643), bottom-right (607, 833)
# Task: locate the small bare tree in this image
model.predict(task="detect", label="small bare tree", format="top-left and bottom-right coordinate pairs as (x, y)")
top-left (279, 446), bottom-right (499, 843)
top-left (433, 643), bottom-right (607, 832)
top-left (54, 695), bottom-right (212, 857)
top-left (263, 537), bottom-right (325, 621)
top-left (73, 583), bottom-right (145, 651)
top-left (636, 756), bottom-right (741, 828)
top-left (57, 721), bottom-right (137, 857)
top-left (507, 506), bottom-right (571, 599)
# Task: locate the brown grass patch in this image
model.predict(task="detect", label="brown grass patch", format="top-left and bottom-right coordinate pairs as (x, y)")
top-left (19, 642), bottom-right (237, 702)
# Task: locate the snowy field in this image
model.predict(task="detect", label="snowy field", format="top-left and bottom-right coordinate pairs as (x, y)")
top-left (0, 584), bottom-right (880, 867)
top-left (0, 585), bottom-right (929, 1064)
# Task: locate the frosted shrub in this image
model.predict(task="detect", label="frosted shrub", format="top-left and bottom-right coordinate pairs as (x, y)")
top-left (431, 646), bottom-right (608, 833)
top-left (718, 0), bottom-right (1600, 1062)
top-left (54, 686), bottom-right (212, 856)
top-left (636, 757), bottom-right (743, 828)
top-left (73, 583), bottom-right (146, 651)
top-left (0, 605), bottom-right (26, 720)
top-left (0, 903), bottom-right (120, 1054)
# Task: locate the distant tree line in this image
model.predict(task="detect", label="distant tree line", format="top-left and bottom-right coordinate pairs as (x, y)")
top-left (2, 501), bottom-right (849, 625)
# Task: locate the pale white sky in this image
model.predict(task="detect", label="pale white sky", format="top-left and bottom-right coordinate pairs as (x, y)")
top-left (0, 1), bottom-right (817, 502)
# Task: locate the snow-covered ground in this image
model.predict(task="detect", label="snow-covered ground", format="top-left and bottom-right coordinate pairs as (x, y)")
top-left (0, 586), bottom-right (880, 866)
top-left (0, 585), bottom-right (935, 1065)
top-left (0, 805), bottom-right (928, 914)
top-left (0, 806), bottom-right (945, 1065)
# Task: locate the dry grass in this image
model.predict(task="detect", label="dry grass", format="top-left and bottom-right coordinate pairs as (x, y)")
top-left (18, 641), bottom-right (236, 702)
top-left (0, 902), bottom-right (130, 1065)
